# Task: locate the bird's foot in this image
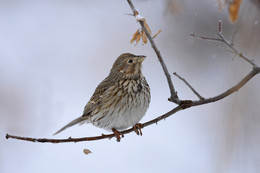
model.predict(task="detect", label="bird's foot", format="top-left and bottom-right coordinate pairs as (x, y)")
top-left (112, 128), bottom-right (124, 142)
top-left (133, 123), bottom-right (143, 136)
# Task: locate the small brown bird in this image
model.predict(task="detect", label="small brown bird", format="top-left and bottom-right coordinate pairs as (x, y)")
top-left (54, 53), bottom-right (151, 141)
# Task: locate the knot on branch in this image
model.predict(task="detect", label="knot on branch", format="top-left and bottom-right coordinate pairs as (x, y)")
top-left (179, 100), bottom-right (193, 109)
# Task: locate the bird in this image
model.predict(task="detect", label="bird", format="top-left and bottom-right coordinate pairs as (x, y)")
top-left (53, 53), bottom-right (151, 142)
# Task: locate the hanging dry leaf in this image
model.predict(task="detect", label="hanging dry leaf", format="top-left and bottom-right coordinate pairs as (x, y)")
top-left (130, 29), bottom-right (140, 44)
top-left (135, 32), bottom-right (141, 46)
top-left (229, 0), bottom-right (243, 23)
top-left (130, 16), bottom-right (161, 45)
top-left (141, 30), bottom-right (147, 44)
top-left (83, 149), bottom-right (92, 155)
top-left (143, 20), bottom-right (151, 35)
top-left (153, 29), bottom-right (162, 39)
top-left (130, 29), bottom-right (142, 46)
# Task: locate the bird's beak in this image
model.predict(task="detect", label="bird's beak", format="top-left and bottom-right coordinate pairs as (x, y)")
top-left (137, 55), bottom-right (146, 63)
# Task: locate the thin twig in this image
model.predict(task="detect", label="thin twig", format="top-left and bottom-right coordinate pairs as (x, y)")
top-left (216, 32), bottom-right (256, 66)
top-left (190, 33), bottom-right (222, 41)
top-left (191, 66), bottom-right (260, 106)
top-left (173, 72), bottom-right (205, 101)
top-left (190, 33), bottom-right (244, 58)
top-left (218, 19), bottom-right (222, 33)
top-left (191, 20), bottom-right (256, 67)
top-left (216, 20), bottom-right (255, 65)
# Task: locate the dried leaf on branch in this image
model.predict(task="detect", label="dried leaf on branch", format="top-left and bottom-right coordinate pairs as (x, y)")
top-left (153, 29), bottom-right (162, 39)
top-left (141, 30), bottom-right (147, 44)
top-left (130, 29), bottom-right (141, 45)
top-left (130, 19), bottom-right (161, 45)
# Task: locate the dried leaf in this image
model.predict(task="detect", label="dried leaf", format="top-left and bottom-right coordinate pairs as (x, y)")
top-left (143, 20), bottom-right (151, 35)
top-left (130, 18), bottom-right (156, 45)
top-left (130, 29), bottom-right (140, 44)
top-left (135, 32), bottom-right (141, 46)
top-left (130, 29), bottom-right (142, 45)
top-left (141, 30), bottom-right (147, 44)
top-left (229, 0), bottom-right (242, 23)
top-left (153, 29), bottom-right (162, 39)
top-left (83, 149), bottom-right (92, 155)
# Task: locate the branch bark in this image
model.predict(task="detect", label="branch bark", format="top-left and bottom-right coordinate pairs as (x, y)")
top-left (5, 1), bottom-right (260, 144)
top-left (173, 72), bottom-right (205, 101)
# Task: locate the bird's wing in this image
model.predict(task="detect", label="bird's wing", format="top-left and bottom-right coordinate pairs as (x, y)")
top-left (82, 76), bottom-right (114, 117)
top-left (53, 76), bottom-right (117, 135)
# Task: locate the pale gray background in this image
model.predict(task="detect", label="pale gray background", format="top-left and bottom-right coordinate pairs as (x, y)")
top-left (1, 0), bottom-right (260, 173)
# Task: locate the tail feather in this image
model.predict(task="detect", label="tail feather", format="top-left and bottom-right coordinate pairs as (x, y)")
top-left (53, 116), bottom-right (86, 135)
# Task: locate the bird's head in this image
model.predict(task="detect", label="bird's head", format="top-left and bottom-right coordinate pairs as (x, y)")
top-left (110, 53), bottom-right (146, 78)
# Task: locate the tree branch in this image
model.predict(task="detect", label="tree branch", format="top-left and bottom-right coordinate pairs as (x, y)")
top-left (191, 66), bottom-right (260, 106)
top-left (173, 72), bottom-right (205, 101)
top-left (191, 20), bottom-right (256, 67)
top-left (6, 105), bottom-right (185, 143)
top-left (5, 1), bottom-right (260, 144)
top-left (127, 0), bottom-right (180, 104)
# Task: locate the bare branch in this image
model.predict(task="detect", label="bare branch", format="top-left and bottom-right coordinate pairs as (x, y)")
top-left (6, 105), bottom-right (185, 143)
top-left (173, 72), bottom-right (205, 101)
top-left (190, 33), bottom-right (222, 41)
top-left (191, 20), bottom-right (256, 67)
top-left (216, 31), bottom-right (256, 66)
top-left (191, 66), bottom-right (260, 106)
top-left (218, 19), bottom-right (222, 33)
top-left (127, 0), bottom-right (180, 104)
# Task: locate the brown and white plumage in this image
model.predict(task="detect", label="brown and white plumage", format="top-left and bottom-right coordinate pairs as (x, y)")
top-left (54, 53), bottom-right (150, 136)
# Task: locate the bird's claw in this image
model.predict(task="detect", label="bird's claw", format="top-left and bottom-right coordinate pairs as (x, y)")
top-left (133, 123), bottom-right (143, 136)
top-left (112, 128), bottom-right (124, 142)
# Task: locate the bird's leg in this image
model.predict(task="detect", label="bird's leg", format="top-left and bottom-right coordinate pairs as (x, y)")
top-left (133, 123), bottom-right (143, 136)
top-left (112, 128), bottom-right (124, 142)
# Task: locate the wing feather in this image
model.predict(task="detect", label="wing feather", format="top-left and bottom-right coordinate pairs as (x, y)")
top-left (82, 76), bottom-right (114, 116)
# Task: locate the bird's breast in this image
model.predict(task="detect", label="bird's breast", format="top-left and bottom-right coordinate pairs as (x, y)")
top-left (91, 77), bottom-right (150, 130)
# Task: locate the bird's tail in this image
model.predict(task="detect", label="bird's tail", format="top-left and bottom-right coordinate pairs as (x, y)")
top-left (53, 116), bottom-right (87, 135)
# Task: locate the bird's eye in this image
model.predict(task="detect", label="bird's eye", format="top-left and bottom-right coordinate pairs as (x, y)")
top-left (128, 59), bottom-right (133, 64)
